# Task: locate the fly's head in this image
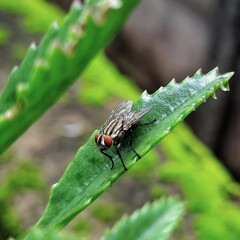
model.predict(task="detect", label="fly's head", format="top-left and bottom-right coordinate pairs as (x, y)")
top-left (95, 133), bottom-right (113, 150)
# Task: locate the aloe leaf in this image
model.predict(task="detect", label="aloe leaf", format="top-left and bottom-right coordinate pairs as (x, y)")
top-left (35, 68), bottom-right (232, 230)
top-left (21, 227), bottom-right (79, 240)
top-left (0, 0), bottom-right (139, 153)
top-left (102, 198), bottom-right (184, 240)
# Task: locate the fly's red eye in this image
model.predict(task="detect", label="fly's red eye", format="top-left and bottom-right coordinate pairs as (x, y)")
top-left (104, 135), bottom-right (113, 147)
top-left (95, 133), bottom-right (100, 143)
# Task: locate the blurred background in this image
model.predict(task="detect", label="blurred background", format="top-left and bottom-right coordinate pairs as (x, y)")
top-left (0, 0), bottom-right (240, 239)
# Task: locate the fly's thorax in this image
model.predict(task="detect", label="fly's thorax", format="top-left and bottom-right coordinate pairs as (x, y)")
top-left (113, 130), bottom-right (125, 143)
top-left (103, 118), bottom-right (123, 139)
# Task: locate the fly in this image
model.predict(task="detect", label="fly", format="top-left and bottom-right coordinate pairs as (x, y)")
top-left (95, 100), bottom-right (154, 171)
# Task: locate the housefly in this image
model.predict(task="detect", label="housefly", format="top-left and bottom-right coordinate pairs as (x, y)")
top-left (95, 100), bottom-right (154, 171)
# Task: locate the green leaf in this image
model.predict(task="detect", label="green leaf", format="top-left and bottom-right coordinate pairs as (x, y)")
top-left (0, 0), bottom-right (65, 33)
top-left (0, 0), bottom-right (139, 153)
top-left (102, 198), bottom-right (184, 240)
top-left (35, 68), bottom-right (232, 230)
top-left (160, 124), bottom-right (240, 239)
top-left (21, 227), bottom-right (80, 240)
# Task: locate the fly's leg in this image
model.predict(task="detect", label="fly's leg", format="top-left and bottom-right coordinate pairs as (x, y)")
top-left (101, 150), bottom-right (114, 170)
top-left (116, 147), bottom-right (128, 171)
top-left (128, 129), bottom-right (141, 159)
top-left (128, 119), bottom-right (156, 159)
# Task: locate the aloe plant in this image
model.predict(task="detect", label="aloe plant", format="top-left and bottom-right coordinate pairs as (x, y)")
top-left (23, 198), bottom-right (184, 240)
top-left (33, 68), bottom-right (232, 231)
top-left (102, 197), bottom-right (184, 240)
top-left (0, 0), bottom-right (139, 153)
top-left (0, 0), bottom-right (234, 239)
top-left (161, 124), bottom-right (240, 239)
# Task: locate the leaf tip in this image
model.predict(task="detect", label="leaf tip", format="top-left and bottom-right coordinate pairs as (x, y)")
top-left (30, 42), bottom-right (37, 50)
top-left (140, 90), bottom-right (151, 101)
top-left (221, 71), bottom-right (234, 84)
top-left (194, 68), bottom-right (203, 77)
top-left (212, 66), bottom-right (219, 73)
top-left (211, 91), bottom-right (217, 99)
top-left (220, 83), bottom-right (229, 92)
top-left (169, 78), bottom-right (177, 85)
top-left (52, 182), bottom-right (59, 189)
top-left (52, 21), bottom-right (60, 30)
top-left (12, 65), bottom-right (19, 73)
top-left (72, 0), bottom-right (83, 10)
top-left (155, 86), bottom-right (164, 95)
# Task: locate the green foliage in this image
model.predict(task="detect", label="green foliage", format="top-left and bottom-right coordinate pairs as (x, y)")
top-left (0, 162), bottom-right (44, 197)
top-left (0, 0), bottom-right (139, 154)
top-left (0, 154), bottom-right (44, 239)
top-left (80, 52), bottom-right (140, 106)
top-left (0, 0), bottom-right (64, 33)
top-left (0, 25), bottom-right (9, 46)
top-left (149, 185), bottom-right (165, 199)
top-left (23, 198), bottom-right (183, 240)
top-left (0, 0), bottom-right (238, 239)
top-left (34, 69), bottom-right (232, 232)
top-left (79, 48), bottom-right (240, 239)
top-left (102, 197), bottom-right (184, 240)
top-left (11, 44), bottom-right (29, 61)
top-left (0, 200), bottom-right (21, 240)
top-left (128, 150), bottom-right (159, 183)
top-left (71, 218), bottom-right (91, 235)
top-left (91, 202), bottom-right (124, 223)
top-left (21, 227), bottom-right (80, 240)
top-left (161, 124), bottom-right (240, 240)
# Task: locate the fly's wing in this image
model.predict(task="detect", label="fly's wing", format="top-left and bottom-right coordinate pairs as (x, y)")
top-left (102, 100), bottom-right (133, 129)
top-left (122, 105), bottom-right (152, 131)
